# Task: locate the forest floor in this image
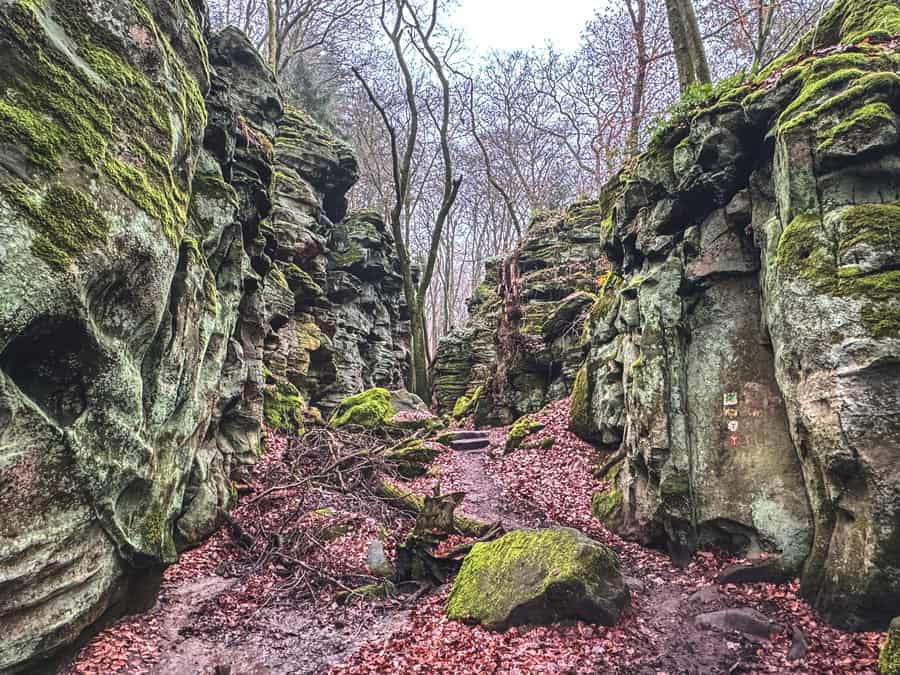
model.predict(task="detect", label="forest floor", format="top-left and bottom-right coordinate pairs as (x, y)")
top-left (64, 399), bottom-right (885, 675)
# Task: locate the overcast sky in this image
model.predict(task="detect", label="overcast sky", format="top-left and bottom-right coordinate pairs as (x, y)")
top-left (450, 0), bottom-right (601, 53)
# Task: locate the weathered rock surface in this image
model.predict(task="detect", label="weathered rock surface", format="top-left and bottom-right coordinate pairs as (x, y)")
top-left (264, 107), bottom-right (411, 415)
top-left (0, 4), bottom-right (410, 671)
top-left (0, 1), bottom-right (214, 669)
top-left (446, 527), bottom-right (629, 629)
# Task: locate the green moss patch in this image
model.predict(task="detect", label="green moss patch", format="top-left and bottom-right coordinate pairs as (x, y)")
top-left (591, 488), bottom-right (624, 523)
top-left (569, 365), bottom-right (593, 437)
top-left (881, 617), bottom-right (900, 674)
top-left (817, 101), bottom-right (897, 152)
top-left (0, 1), bottom-right (207, 246)
top-left (331, 388), bottom-right (395, 428)
top-left (452, 385), bottom-right (483, 419)
top-left (1, 182), bottom-right (109, 268)
top-left (385, 439), bottom-right (440, 479)
top-left (776, 209), bottom-right (900, 339)
top-left (797, 0), bottom-right (900, 51)
top-left (264, 380), bottom-right (305, 434)
top-left (505, 416), bottom-right (544, 453)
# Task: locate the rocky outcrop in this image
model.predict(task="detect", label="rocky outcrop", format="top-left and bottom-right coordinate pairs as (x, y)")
top-left (433, 205), bottom-right (611, 424)
top-left (432, 257), bottom-right (502, 414)
top-left (0, 4), bottom-right (409, 671)
top-left (575, 0), bottom-right (900, 631)
top-left (0, 1), bottom-right (215, 670)
top-left (263, 107), bottom-right (411, 417)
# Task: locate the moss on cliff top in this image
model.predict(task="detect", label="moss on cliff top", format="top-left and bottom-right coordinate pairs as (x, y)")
top-left (797, 0), bottom-right (900, 52)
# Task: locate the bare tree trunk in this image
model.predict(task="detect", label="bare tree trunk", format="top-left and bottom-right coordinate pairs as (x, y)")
top-left (664, 0), bottom-right (710, 91)
top-left (266, 0), bottom-right (277, 70)
top-left (625, 0), bottom-right (648, 156)
top-left (352, 0), bottom-right (462, 399)
top-left (751, 1), bottom-right (777, 75)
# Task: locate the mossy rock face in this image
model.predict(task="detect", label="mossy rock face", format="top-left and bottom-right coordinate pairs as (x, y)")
top-left (569, 365), bottom-right (594, 438)
top-left (331, 388), bottom-right (396, 428)
top-left (452, 384), bottom-right (483, 419)
top-left (446, 528), bottom-right (629, 629)
top-left (592, 488), bottom-right (624, 524)
top-left (881, 618), bottom-right (900, 674)
top-left (505, 416), bottom-right (544, 452)
top-left (264, 380), bottom-right (305, 434)
top-left (0, 0), bottom-right (227, 670)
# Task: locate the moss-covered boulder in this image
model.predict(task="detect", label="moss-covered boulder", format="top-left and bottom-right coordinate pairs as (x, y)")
top-left (881, 618), bottom-right (900, 674)
top-left (505, 416), bottom-right (544, 452)
top-left (331, 388), bottom-right (395, 427)
top-left (452, 384), bottom-right (483, 419)
top-left (446, 528), bottom-right (629, 629)
top-left (385, 439), bottom-right (440, 478)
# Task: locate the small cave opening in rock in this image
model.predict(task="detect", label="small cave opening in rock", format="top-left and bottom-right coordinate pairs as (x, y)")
top-left (323, 190), bottom-right (348, 224)
top-left (0, 315), bottom-right (102, 426)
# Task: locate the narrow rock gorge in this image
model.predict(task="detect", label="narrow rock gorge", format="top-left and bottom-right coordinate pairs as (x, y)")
top-left (0, 0), bottom-right (899, 672)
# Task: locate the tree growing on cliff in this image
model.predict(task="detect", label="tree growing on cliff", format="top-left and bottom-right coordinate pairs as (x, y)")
top-left (664, 0), bottom-right (711, 90)
top-left (352, 0), bottom-right (462, 398)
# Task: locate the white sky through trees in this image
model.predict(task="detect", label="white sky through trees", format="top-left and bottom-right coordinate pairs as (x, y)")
top-left (451, 0), bottom-right (603, 52)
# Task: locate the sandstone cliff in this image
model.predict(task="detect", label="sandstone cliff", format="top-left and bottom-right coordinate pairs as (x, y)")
top-left (433, 202), bottom-right (611, 425)
top-left (437, 0), bottom-right (900, 632)
top-left (0, 4), bottom-right (409, 671)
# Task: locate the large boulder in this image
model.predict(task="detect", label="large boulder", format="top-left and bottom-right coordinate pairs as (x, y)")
top-left (446, 528), bottom-right (629, 629)
top-left (330, 388), bottom-right (395, 428)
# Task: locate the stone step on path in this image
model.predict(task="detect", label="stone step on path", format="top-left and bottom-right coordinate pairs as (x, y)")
top-left (445, 430), bottom-right (491, 452)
